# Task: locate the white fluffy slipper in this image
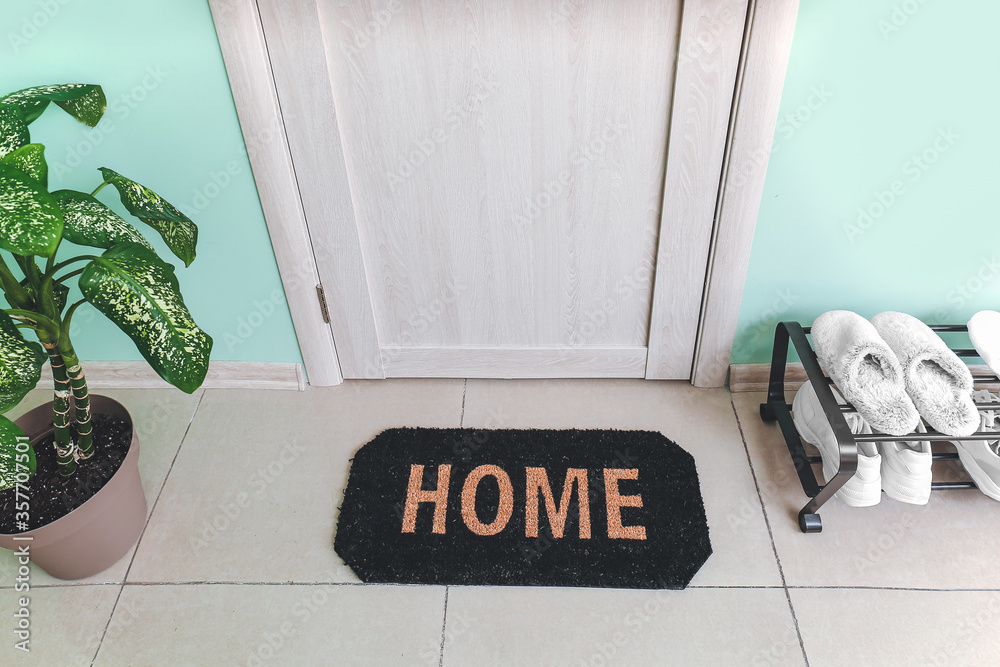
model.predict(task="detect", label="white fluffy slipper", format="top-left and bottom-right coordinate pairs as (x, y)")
top-left (810, 310), bottom-right (920, 436)
top-left (969, 310), bottom-right (1000, 379)
top-left (871, 311), bottom-right (979, 437)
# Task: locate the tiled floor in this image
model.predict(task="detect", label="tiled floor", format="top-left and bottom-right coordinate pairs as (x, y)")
top-left (3, 379), bottom-right (1000, 665)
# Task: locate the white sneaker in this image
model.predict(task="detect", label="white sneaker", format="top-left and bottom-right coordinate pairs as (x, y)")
top-left (879, 421), bottom-right (932, 505)
top-left (953, 390), bottom-right (1000, 501)
top-left (792, 380), bottom-right (882, 507)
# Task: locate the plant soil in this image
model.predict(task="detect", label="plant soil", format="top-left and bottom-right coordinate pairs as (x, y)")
top-left (0, 414), bottom-right (131, 534)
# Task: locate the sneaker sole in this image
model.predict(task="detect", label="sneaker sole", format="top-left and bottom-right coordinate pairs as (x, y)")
top-left (955, 447), bottom-right (1000, 502)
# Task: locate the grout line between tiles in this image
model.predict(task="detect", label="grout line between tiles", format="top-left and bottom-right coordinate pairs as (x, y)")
top-left (438, 586), bottom-right (450, 667)
top-left (730, 394), bottom-right (810, 667)
top-left (120, 390), bottom-right (207, 584)
top-left (88, 583), bottom-right (124, 667)
top-left (87, 389), bottom-right (208, 665)
top-left (34, 580), bottom-right (1000, 592)
top-left (459, 379), bottom-right (467, 427)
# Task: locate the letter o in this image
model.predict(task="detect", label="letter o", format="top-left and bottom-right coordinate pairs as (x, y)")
top-left (922, 148), bottom-right (939, 164)
top-left (460, 465), bottom-right (514, 536)
top-left (204, 183), bottom-right (220, 199)
top-left (248, 311), bottom-right (265, 328)
top-left (868, 202), bottom-right (884, 218)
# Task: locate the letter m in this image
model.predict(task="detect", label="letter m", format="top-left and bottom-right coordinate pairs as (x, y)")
top-left (525, 468), bottom-right (591, 539)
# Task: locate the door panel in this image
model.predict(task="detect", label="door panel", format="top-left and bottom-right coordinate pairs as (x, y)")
top-left (237, 0), bottom-right (749, 379)
top-left (318, 0), bottom-right (678, 370)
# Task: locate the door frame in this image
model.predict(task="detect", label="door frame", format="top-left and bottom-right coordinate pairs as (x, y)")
top-left (208, 0), bottom-right (798, 387)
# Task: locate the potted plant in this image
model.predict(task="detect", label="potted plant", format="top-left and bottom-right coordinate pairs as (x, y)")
top-left (0, 83), bottom-right (212, 579)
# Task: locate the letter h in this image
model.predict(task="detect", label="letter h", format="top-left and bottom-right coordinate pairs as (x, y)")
top-left (401, 464), bottom-right (451, 534)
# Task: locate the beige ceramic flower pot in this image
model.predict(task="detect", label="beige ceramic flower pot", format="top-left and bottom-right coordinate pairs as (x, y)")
top-left (0, 395), bottom-right (146, 580)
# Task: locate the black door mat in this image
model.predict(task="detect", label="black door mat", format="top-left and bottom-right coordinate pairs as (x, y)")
top-left (334, 428), bottom-right (711, 589)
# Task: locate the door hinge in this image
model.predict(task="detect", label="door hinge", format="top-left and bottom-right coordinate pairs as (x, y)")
top-left (316, 284), bottom-right (331, 323)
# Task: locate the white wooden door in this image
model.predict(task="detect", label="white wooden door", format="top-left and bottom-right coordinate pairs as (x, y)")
top-left (231, 0), bottom-right (751, 380)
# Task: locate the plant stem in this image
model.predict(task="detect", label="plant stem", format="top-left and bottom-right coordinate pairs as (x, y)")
top-left (45, 237), bottom-right (62, 273)
top-left (90, 182), bottom-right (109, 197)
top-left (54, 267), bottom-right (85, 283)
top-left (39, 338), bottom-right (76, 476)
top-left (5, 309), bottom-right (60, 338)
top-left (60, 346), bottom-right (93, 460)
top-left (0, 255), bottom-right (31, 309)
top-left (45, 255), bottom-right (97, 281)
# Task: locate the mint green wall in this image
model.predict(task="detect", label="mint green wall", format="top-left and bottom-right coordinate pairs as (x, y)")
top-left (732, 0), bottom-right (1000, 363)
top-left (2, 0), bottom-right (303, 366)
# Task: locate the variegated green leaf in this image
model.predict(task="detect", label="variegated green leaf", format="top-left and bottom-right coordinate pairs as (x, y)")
top-left (52, 189), bottom-right (152, 251)
top-left (1, 143), bottom-right (47, 188)
top-left (0, 163), bottom-right (63, 257)
top-left (0, 309), bottom-right (46, 413)
top-left (0, 103), bottom-right (29, 159)
top-left (0, 84), bottom-right (106, 127)
top-left (80, 243), bottom-right (212, 393)
top-left (0, 415), bottom-right (34, 492)
top-left (98, 168), bottom-right (197, 267)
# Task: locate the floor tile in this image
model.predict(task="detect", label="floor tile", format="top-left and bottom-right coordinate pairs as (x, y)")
top-left (128, 380), bottom-right (465, 583)
top-left (737, 391), bottom-right (1000, 589)
top-left (93, 583), bottom-right (447, 666)
top-left (0, 389), bottom-right (202, 587)
top-left (461, 379), bottom-right (782, 587)
top-left (0, 583), bottom-right (120, 665)
top-left (791, 588), bottom-right (1000, 666)
top-left (443, 585), bottom-right (804, 666)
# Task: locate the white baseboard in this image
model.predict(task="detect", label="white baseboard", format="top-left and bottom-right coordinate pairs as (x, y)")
top-left (39, 361), bottom-right (305, 391)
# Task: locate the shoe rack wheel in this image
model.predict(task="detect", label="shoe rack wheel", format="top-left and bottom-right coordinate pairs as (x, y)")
top-left (798, 512), bottom-right (822, 534)
top-left (760, 403), bottom-right (777, 422)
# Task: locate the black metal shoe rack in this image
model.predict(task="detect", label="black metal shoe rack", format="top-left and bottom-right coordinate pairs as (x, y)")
top-left (759, 322), bottom-right (1000, 533)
